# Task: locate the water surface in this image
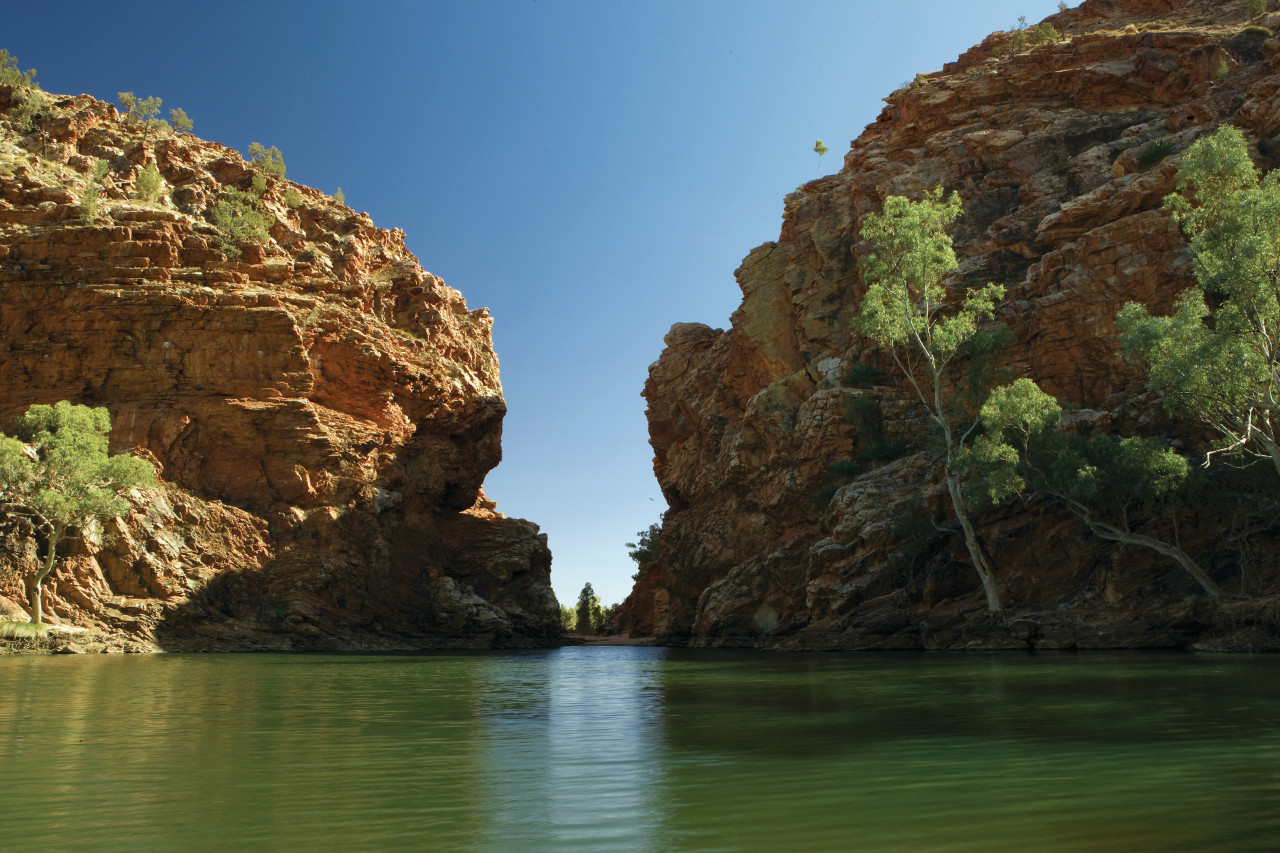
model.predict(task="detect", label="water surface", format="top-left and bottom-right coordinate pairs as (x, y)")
top-left (2, 648), bottom-right (1278, 851)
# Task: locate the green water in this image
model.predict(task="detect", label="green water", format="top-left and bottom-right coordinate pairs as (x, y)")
top-left (2, 649), bottom-right (1279, 852)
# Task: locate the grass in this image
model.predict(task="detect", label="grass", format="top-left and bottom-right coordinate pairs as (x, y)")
top-left (0, 621), bottom-right (49, 640)
top-left (1137, 138), bottom-right (1174, 171)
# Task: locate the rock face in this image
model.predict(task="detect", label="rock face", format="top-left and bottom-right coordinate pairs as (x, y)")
top-left (618, 0), bottom-right (1280, 650)
top-left (0, 88), bottom-right (560, 649)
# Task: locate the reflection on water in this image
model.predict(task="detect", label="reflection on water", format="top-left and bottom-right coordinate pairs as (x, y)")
top-left (1, 649), bottom-right (1279, 851)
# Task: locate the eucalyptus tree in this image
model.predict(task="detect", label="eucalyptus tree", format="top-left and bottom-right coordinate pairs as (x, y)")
top-left (857, 188), bottom-right (1007, 614)
top-left (0, 402), bottom-right (156, 624)
top-left (963, 379), bottom-right (1222, 603)
top-left (1118, 125), bottom-right (1280, 478)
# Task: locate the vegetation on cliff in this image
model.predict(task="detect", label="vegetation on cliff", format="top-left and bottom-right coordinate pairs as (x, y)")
top-left (857, 188), bottom-right (1007, 614)
top-left (0, 403), bottom-right (155, 624)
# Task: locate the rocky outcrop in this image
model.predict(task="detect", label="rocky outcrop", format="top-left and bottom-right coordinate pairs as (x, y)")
top-left (617, 0), bottom-right (1280, 650)
top-left (0, 87), bottom-right (560, 650)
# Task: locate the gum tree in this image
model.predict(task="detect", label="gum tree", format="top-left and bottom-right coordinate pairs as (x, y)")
top-left (0, 402), bottom-right (155, 624)
top-left (964, 379), bottom-right (1222, 603)
top-left (1118, 125), bottom-right (1280, 477)
top-left (857, 188), bottom-right (1007, 614)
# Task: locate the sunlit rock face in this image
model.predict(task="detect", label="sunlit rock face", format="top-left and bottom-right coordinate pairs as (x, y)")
top-left (616, 0), bottom-right (1280, 650)
top-left (0, 87), bottom-right (560, 650)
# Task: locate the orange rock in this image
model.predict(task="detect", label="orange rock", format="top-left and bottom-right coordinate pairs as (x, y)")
top-left (0, 86), bottom-right (559, 650)
top-left (618, 0), bottom-right (1280, 650)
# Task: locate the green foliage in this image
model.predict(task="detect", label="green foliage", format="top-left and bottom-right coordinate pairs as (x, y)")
top-left (1119, 125), bottom-right (1280, 475)
top-left (211, 173), bottom-right (274, 257)
top-left (859, 441), bottom-right (905, 463)
top-left (284, 187), bottom-right (302, 208)
top-left (136, 162), bottom-right (162, 202)
top-left (248, 142), bottom-right (286, 179)
top-left (963, 379), bottom-right (1221, 601)
top-left (1249, 0), bottom-right (1266, 19)
top-left (842, 362), bottom-right (884, 388)
top-left (814, 139), bottom-right (829, 176)
top-left (8, 85), bottom-right (44, 134)
top-left (1218, 58), bottom-right (1232, 80)
top-left (78, 159), bottom-right (110, 226)
top-left (169, 107), bottom-right (193, 134)
top-left (0, 49), bottom-right (37, 87)
top-left (1137, 138), bottom-right (1174, 170)
top-left (1058, 1), bottom-right (1069, 11)
top-left (334, 187), bottom-right (345, 206)
top-left (856, 187), bottom-right (1007, 612)
top-left (827, 458), bottom-right (862, 481)
top-left (559, 604), bottom-right (575, 631)
top-left (575, 582), bottom-right (601, 635)
top-left (1008, 20), bottom-right (1028, 55)
top-left (626, 523), bottom-right (661, 566)
top-left (1243, 25), bottom-right (1273, 37)
top-left (842, 396), bottom-right (884, 442)
top-left (1, 402), bottom-right (156, 623)
top-left (1029, 22), bottom-right (1060, 47)
top-left (117, 92), bottom-right (166, 138)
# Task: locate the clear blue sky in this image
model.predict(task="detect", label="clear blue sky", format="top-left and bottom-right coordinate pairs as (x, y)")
top-left (8, 0), bottom-right (1065, 606)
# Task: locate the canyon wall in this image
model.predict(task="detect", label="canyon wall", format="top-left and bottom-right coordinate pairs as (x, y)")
top-left (619, 0), bottom-right (1280, 650)
top-left (0, 88), bottom-right (560, 650)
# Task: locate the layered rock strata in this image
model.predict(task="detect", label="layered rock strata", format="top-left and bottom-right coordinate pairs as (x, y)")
top-left (0, 88), bottom-right (559, 650)
top-left (618, 0), bottom-right (1280, 650)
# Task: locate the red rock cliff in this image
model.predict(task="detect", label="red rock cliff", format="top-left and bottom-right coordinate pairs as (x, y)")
top-left (0, 88), bottom-right (560, 650)
top-left (620, 0), bottom-right (1280, 650)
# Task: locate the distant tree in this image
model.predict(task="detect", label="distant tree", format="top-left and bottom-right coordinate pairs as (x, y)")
top-left (1058, 1), bottom-right (1068, 12)
top-left (117, 92), bottom-right (166, 142)
top-left (814, 139), bottom-right (829, 176)
top-left (559, 603), bottom-right (575, 631)
top-left (1008, 16), bottom-right (1029, 54)
top-left (0, 49), bottom-right (37, 87)
top-left (1029, 22), bottom-right (1060, 47)
top-left (333, 187), bottom-right (345, 206)
top-left (169, 107), bottom-right (193, 134)
top-left (575, 582), bottom-right (599, 635)
top-left (963, 378), bottom-right (1223, 603)
top-left (0, 402), bottom-right (156, 624)
top-left (248, 142), bottom-right (286, 179)
top-left (626, 523), bottom-right (661, 567)
top-left (857, 188), bottom-right (1007, 614)
top-left (211, 173), bottom-right (274, 256)
top-left (1117, 125), bottom-right (1280, 478)
top-left (136, 162), bottom-right (162, 202)
top-left (8, 85), bottom-right (44, 135)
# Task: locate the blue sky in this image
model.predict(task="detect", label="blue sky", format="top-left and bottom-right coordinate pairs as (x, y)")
top-left (8, 0), bottom-right (1066, 606)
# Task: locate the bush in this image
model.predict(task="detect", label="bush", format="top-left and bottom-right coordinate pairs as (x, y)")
top-left (78, 159), bottom-right (110, 225)
top-left (1137, 138), bottom-right (1174, 170)
top-left (248, 142), bottom-right (286, 179)
top-left (212, 173), bottom-right (274, 256)
top-left (333, 187), bottom-right (345, 206)
top-left (8, 85), bottom-right (44, 134)
top-left (1029, 22), bottom-right (1060, 47)
top-left (843, 362), bottom-right (884, 388)
top-left (1249, 0), bottom-right (1266, 19)
top-left (858, 440), bottom-right (905, 463)
top-left (1243, 25), bottom-right (1273, 37)
top-left (117, 92), bottom-right (167, 139)
top-left (284, 187), bottom-right (302, 208)
top-left (136, 162), bottom-right (162, 202)
top-left (814, 481), bottom-right (841, 509)
top-left (827, 458), bottom-right (862, 480)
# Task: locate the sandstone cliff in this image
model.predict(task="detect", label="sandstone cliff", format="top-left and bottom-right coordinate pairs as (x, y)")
top-left (0, 87), bottom-right (560, 650)
top-left (619, 0), bottom-right (1280, 651)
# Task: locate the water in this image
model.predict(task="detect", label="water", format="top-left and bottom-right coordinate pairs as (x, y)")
top-left (2, 648), bottom-right (1279, 852)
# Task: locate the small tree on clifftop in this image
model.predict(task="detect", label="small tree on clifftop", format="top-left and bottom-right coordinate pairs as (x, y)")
top-left (857, 188), bottom-right (1007, 614)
